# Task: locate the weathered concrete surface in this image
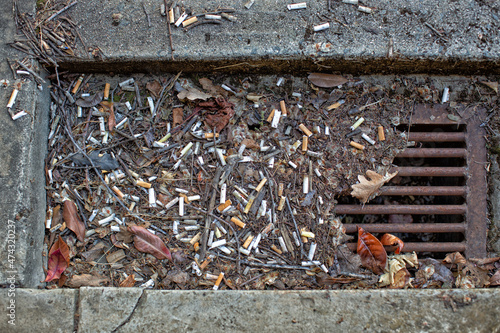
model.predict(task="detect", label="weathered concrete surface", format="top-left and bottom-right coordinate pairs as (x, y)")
top-left (0, 0), bottom-right (49, 287)
top-left (0, 289), bottom-right (77, 333)
top-left (76, 288), bottom-right (500, 333)
top-left (488, 153), bottom-right (500, 253)
top-left (65, 0), bottom-right (500, 74)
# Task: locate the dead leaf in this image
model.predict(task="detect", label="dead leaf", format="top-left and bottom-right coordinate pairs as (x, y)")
top-left (241, 138), bottom-right (260, 150)
top-left (106, 249), bottom-right (126, 263)
top-left (120, 274), bottom-right (136, 287)
top-left (173, 107), bottom-right (184, 127)
top-left (469, 257), bottom-right (500, 266)
top-left (202, 98), bottom-right (235, 132)
top-left (128, 225), bottom-right (172, 260)
top-left (177, 87), bottom-right (211, 101)
top-left (66, 274), bottom-right (109, 287)
top-left (199, 78), bottom-right (220, 96)
top-left (146, 80), bottom-right (162, 98)
top-left (63, 200), bottom-right (85, 242)
top-left (357, 226), bottom-right (387, 274)
top-left (308, 73), bottom-right (348, 88)
top-left (351, 170), bottom-right (398, 204)
top-left (479, 81), bottom-right (498, 93)
top-left (443, 252), bottom-right (467, 266)
top-left (490, 270), bottom-right (500, 286)
top-left (246, 93), bottom-right (263, 102)
top-left (380, 233), bottom-right (404, 254)
top-left (45, 236), bottom-right (70, 282)
top-left (391, 267), bottom-right (411, 289)
top-left (52, 204), bottom-right (62, 226)
top-left (80, 242), bottom-right (106, 261)
top-left (76, 92), bottom-right (103, 107)
top-left (457, 262), bottom-right (490, 288)
top-left (107, 103), bottom-right (116, 131)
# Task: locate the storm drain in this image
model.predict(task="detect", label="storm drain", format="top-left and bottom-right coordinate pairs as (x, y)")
top-left (336, 104), bottom-right (488, 258)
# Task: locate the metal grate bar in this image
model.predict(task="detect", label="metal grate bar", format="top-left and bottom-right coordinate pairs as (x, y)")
top-left (335, 204), bottom-right (466, 215)
top-left (396, 148), bottom-right (466, 158)
top-left (408, 132), bottom-right (466, 142)
top-left (380, 186), bottom-right (466, 196)
top-left (344, 223), bottom-right (466, 233)
top-left (347, 242), bottom-right (466, 253)
top-left (395, 166), bottom-right (466, 177)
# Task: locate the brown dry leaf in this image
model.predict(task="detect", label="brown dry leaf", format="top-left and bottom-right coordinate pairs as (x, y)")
top-left (443, 252), bottom-right (467, 266)
top-left (357, 226), bottom-right (387, 275)
top-left (76, 92), bottom-right (103, 107)
top-left (351, 170), bottom-right (398, 204)
top-left (457, 262), bottom-right (490, 288)
top-left (80, 242), bottom-right (106, 261)
top-left (62, 200), bottom-right (85, 242)
top-left (308, 73), bottom-right (348, 88)
top-left (172, 107), bottom-right (184, 127)
top-left (490, 270), bottom-right (500, 286)
top-left (391, 268), bottom-right (411, 289)
top-left (128, 225), bottom-right (172, 260)
top-left (246, 93), bottom-right (263, 102)
top-left (45, 236), bottom-right (70, 282)
top-left (120, 274), bottom-right (136, 287)
top-left (106, 249), bottom-right (126, 263)
top-left (380, 233), bottom-right (404, 254)
top-left (66, 274), bottom-right (109, 287)
top-left (52, 204), bottom-right (63, 226)
top-left (177, 87), bottom-right (211, 101)
top-left (469, 257), bottom-right (500, 266)
top-left (146, 80), bottom-right (162, 98)
top-left (199, 78), bottom-right (220, 96)
top-left (479, 81), bottom-right (498, 93)
top-left (241, 138), bottom-right (260, 150)
top-left (202, 98), bottom-right (235, 132)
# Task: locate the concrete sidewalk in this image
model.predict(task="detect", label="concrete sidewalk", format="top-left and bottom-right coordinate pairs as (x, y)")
top-left (1, 288), bottom-right (499, 332)
top-left (64, 0), bottom-right (500, 74)
top-left (1, 0), bottom-right (500, 332)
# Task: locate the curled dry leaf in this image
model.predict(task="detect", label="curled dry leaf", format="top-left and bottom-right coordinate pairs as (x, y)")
top-left (246, 93), bottom-right (263, 102)
top-left (479, 81), bottom-right (498, 93)
top-left (76, 92), bottom-right (103, 107)
top-left (380, 233), bottom-right (404, 254)
top-left (308, 73), bottom-right (348, 88)
top-left (128, 225), bottom-right (172, 260)
top-left (177, 87), bottom-right (212, 101)
top-left (357, 226), bottom-right (387, 275)
top-left (490, 270), bottom-right (500, 286)
top-left (146, 80), bottom-right (162, 98)
top-left (443, 252), bottom-right (467, 266)
top-left (45, 236), bottom-right (70, 282)
top-left (199, 78), bottom-right (220, 96)
top-left (63, 200), bottom-right (85, 242)
top-left (120, 274), bottom-right (136, 287)
top-left (172, 107), bottom-right (184, 127)
top-left (351, 170), bottom-right (398, 204)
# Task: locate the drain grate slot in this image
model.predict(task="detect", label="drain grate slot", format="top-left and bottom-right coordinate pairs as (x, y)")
top-left (336, 104), bottom-right (487, 258)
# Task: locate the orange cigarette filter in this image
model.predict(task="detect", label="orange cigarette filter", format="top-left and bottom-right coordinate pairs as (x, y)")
top-left (378, 126), bottom-right (386, 141)
top-left (103, 83), bottom-right (111, 100)
top-left (266, 109), bottom-right (276, 122)
top-left (302, 135), bottom-right (308, 152)
top-left (299, 123), bottom-right (313, 137)
top-left (136, 180), bottom-right (152, 189)
top-left (71, 75), bottom-right (84, 94)
top-left (279, 100), bottom-right (287, 116)
top-left (231, 217), bottom-right (246, 229)
top-left (350, 141), bottom-right (365, 150)
top-left (213, 272), bottom-right (224, 290)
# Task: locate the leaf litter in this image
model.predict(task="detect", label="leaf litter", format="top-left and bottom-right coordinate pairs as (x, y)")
top-left (41, 72), bottom-right (500, 290)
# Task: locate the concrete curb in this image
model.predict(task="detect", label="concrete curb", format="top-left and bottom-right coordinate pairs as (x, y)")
top-left (1, 288), bottom-right (500, 332)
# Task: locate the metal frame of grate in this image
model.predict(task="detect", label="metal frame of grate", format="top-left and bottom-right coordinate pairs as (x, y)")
top-left (336, 104), bottom-right (488, 258)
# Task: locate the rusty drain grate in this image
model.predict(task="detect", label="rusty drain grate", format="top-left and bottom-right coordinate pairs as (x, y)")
top-left (335, 104), bottom-right (488, 258)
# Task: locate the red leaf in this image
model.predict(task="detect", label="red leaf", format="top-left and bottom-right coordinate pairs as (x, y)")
top-left (380, 233), bottom-right (404, 254)
top-left (45, 236), bottom-right (70, 282)
top-left (63, 200), bottom-right (86, 242)
top-left (357, 226), bottom-right (387, 274)
top-left (128, 225), bottom-right (172, 260)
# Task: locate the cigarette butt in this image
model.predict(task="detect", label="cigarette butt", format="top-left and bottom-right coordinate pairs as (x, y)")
top-left (231, 217), bottom-right (246, 229)
top-left (204, 132), bottom-right (219, 139)
top-left (278, 183), bottom-right (284, 197)
top-left (112, 186), bottom-right (124, 199)
top-left (277, 196), bottom-right (286, 211)
top-left (299, 123), bottom-right (313, 137)
top-left (255, 177), bottom-right (267, 192)
top-left (103, 83), bottom-right (111, 100)
top-left (217, 199), bottom-right (232, 212)
top-left (302, 135), bottom-right (308, 152)
top-left (168, 9), bottom-right (174, 23)
top-left (326, 99), bottom-right (345, 110)
top-left (378, 126), bottom-right (386, 141)
top-left (136, 180), bottom-right (152, 188)
top-left (271, 244), bottom-right (282, 255)
top-left (350, 117), bottom-right (365, 130)
top-left (189, 232), bottom-right (202, 245)
top-left (350, 141), bottom-right (365, 150)
top-left (301, 230), bottom-right (315, 238)
top-left (194, 242), bottom-right (200, 252)
top-left (213, 272), bottom-right (224, 290)
top-left (200, 257), bottom-right (212, 270)
top-left (279, 100), bottom-right (287, 116)
top-left (182, 16), bottom-right (198, 27)
top-left (243, 235), bottom-right (254, 249)
top-left (6, 89), bottom-right (18, 108)
top-left (71, 75), bottom-right (84, 94)
top-left (267, 109), bottom-right (276, 122)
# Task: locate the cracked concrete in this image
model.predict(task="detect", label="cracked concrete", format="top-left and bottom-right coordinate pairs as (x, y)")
top-left (2, 288), bottom-right (500, 333)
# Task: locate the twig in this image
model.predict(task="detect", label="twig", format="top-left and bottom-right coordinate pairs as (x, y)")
top-left (46, 1), bottom-right (78, 23)
top-left (240, 260), bottom-right (310, 271)
top-left (142, 2), bottom-right (151, 28)
top-left (286, 197), bottom-right (306, 259)
top-left (16, 60), bottom-right (46, 84)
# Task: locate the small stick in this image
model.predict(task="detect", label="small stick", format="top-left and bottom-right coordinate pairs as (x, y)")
top-left (142, 2), bottom-right (151, 28)
top-left (286, 197), bottom-right (305, 258)
top-left (46, 1), bottom-right (78, 22)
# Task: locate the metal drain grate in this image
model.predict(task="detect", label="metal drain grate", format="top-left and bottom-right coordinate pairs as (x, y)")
top-left (335, 104), bottom-right (488, 258)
